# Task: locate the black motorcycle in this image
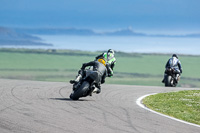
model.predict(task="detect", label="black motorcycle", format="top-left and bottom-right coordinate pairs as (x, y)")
top-left (70, 69), bottom-right (101, 100)
top-left (164, 67), bottom-right (178, 87)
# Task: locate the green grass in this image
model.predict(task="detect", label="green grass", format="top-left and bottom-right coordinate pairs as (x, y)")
top-left (0, 48), bottom-right (200, 87)
top-left (143, 90), bottom-right (200, 125)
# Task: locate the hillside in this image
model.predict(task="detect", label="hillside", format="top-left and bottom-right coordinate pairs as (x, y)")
top-left (0, 27), bottom-right (52, 46)
top-left (15, 27), bottom-right (200, 37)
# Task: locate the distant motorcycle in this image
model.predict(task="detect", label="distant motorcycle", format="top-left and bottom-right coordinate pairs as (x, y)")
top-left (164, 67), bottom-right (178, 87)
top-left (70, 69), bottom-right (100, 100)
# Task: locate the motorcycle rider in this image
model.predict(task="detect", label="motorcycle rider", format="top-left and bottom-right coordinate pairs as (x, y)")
top-left (162, 54), bottom-right (182, 83)
top-left (95, 49), bottom-right (116, 77)
top-left (70, 58), bottom-right (107, 94)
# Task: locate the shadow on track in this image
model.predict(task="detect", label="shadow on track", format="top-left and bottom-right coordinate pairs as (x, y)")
top-left (49, 98), bottom-right (94, 101)
top-left (50, 98), bottom-right (72, 101)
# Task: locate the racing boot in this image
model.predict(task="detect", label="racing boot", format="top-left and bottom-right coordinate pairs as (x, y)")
top-left (96, 87), bottom-right (101, 94)
top-left (70, 70), bottom-right (83, 84)
top-left (70, 74), bottom-right (82, 84)
top-left (93, 87), bottom-right (101, 94)
top-left (175, 74), bottom-right (180, 83)
top-left (93, 83), bottom-right (101, 94)
top-left (177, 76), bottom-right (180, 82)
top-left (89, 86), bottom-right (95, 96)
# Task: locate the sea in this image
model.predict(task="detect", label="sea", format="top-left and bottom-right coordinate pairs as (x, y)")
top-left (2, 35), bottom-right (200, 55)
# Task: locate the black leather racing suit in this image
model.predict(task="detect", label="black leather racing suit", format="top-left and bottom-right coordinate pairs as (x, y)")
top-left (81, 61), bottom-right (107, 88)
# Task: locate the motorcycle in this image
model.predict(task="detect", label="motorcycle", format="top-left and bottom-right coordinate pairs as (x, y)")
top-left (69, 69), bottom-right (101, 100)
top-left (164, 67), bottom-right (178, 87)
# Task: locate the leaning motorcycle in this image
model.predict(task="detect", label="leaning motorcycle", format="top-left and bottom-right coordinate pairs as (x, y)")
top-left (69, 69), bottom-right (100, 100)
top-left (164, 67), bottom-right (178, 87)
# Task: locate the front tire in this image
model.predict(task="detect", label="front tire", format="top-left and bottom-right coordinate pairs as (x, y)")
top-left (70, 81), bottom-right (90, 100)
top-left (165, 75), bottom-right (172, 87)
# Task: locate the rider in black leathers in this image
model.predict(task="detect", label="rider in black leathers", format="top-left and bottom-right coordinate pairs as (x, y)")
top-left (162, 54), bottom-right (183, 83)
top-left (70, 60), bottom-right (107, 94)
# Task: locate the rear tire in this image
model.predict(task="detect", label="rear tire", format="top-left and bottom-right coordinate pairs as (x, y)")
top-left (70, 81), bottom-right (90, 100)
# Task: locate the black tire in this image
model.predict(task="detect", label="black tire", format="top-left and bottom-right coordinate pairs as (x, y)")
top-left (165, 75), bottom-right (172, 87)
top-left (70, 81), bottom-right (90, 100)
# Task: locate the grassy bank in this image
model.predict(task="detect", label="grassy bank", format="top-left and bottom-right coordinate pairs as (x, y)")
top-left (143, 90), bottom-right (200, 125)
top-left (0, 48), bottom-right (200, 87)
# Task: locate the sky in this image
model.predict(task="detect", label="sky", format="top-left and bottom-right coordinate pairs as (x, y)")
top-left (0, 0), bottom-right (200, 33)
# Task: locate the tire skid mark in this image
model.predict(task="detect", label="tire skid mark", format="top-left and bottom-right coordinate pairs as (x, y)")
top-left (0, 86), bottom-right (15, 113)
top-left (99, 87), bottom-right (142, 132)
top-left (85, 88), bottom-right (141, 133)
top-left (89, 103), bottom-right (135, 133)
top-left (58, 85), bottom-right (97, 115)
top-left (121, 107), bottom-right (142, 133)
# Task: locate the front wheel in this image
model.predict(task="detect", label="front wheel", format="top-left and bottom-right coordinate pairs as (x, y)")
top-left (165, 75), bottom-right (172, 87)
top-left (70, 81), bottom-right (90, 100)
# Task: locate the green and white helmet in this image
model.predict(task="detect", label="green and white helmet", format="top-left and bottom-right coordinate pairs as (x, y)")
top-left (107, 49), bottom-right (115, 58)
top-left (106, 49), bottom-right (116, 65)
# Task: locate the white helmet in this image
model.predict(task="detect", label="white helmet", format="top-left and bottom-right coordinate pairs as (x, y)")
top-left (107, 49), bottom-right (115, 55)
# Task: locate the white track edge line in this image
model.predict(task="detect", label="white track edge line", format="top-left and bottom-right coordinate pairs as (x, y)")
top-left (136, 93), bottom-right (200, 128)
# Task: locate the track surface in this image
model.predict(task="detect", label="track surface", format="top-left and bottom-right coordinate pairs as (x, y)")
top-left (0, 79), bottom-right (199, 133)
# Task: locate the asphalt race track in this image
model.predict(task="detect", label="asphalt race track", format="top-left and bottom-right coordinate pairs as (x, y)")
top-left (0, 79), bottom-right (199, 133)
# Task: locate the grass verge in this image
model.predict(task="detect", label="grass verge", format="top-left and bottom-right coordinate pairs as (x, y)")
top-left (143, 90), bottom-right (200, 125)
top-left (0, 48), bottom-right (200, 87)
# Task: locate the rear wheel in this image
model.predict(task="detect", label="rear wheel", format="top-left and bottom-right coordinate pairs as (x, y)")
top-left (70, 81), bottom-right (90, 100)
